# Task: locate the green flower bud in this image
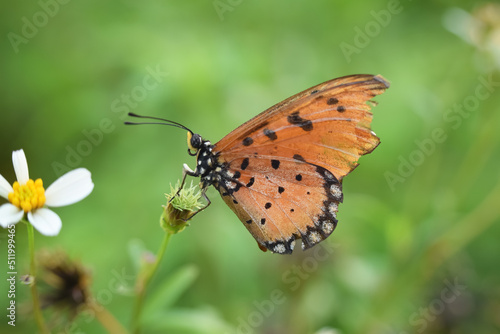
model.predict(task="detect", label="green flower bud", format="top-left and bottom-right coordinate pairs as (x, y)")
top-left (161, 181), bottom-right (203, 234)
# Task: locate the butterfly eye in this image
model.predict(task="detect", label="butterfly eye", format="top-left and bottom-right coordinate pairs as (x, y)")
top-left (188, 133), bottom-right (203, 151)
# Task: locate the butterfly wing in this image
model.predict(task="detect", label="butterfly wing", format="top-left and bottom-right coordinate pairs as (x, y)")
top-left (216, 157), bottom-right (342, 254)
top-left (213, 74), bottom-right (389, 253)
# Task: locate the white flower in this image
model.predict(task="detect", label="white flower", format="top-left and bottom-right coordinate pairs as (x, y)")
top-left (0, 149), bottom-right (94, 236)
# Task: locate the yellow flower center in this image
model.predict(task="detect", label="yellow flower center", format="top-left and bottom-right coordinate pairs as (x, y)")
top-left (8, 179), bottom-right (46, 213)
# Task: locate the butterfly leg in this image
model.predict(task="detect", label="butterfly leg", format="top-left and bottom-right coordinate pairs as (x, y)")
top-left (169, 163), bottom-right (199, 204)
top-left (184, 188), bottom-right (211, 221)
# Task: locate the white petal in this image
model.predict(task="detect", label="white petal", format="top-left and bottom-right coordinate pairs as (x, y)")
top-left (45, 168), bottom-right (94, 207)
top-left (0, 203), bottom-right (24, 227)
top-left (28, 208), bottom-right (62, 236)
top-left (0, 174), bottom-right (13, 199)
top-left (12, 149), bottom-right (29, 185)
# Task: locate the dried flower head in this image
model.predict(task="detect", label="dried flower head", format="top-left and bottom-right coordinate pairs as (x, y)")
top-left (38, 251), bottom-right (91, 318)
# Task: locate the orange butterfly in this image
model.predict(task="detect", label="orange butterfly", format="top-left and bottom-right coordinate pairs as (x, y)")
top-left (127, 74), bottom-right (389, 254)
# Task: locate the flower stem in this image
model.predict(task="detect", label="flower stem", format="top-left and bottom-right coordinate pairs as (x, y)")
top-left (131, 231), bottom-right (173, 334)
top-left (88, 301), bottom-right (129, 334)
top-left (26, 222), bottom-right (49, 334)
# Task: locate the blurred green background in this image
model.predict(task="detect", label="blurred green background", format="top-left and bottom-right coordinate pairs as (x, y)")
top-left (1, 0), bottom-right (500, 333)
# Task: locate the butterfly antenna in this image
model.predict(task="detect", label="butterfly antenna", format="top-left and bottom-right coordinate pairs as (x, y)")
top-left (125, 112), bottom-right (194, 134)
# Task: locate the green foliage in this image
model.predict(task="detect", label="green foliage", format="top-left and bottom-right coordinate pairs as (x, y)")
top-left (138, 265), bottom-right (231, 334)
top-left (143, 308), bottom-right (233, 333)
top-left (142, 265), bottom-right (199, 315)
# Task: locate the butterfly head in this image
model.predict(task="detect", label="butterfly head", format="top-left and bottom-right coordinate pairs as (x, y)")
top-left (187, 132), bottom-right (216, 177)
top-left (187, 132), bottom-right (203, 156)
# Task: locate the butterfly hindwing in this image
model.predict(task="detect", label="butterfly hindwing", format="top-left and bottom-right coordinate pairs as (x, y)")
top-left (215, 156), bottom-right (342, 253)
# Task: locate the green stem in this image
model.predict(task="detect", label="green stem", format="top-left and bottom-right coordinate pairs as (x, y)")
top-left (26, 222), bottom-right (49, 334)
top-left (131, 231), bottom-right (173, 334)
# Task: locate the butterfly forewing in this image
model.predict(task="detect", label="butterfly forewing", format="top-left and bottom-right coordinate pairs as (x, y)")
top-left (210, 74), bottom-right (389, 253)
top-left (215, 75), bottom-right (387, 180)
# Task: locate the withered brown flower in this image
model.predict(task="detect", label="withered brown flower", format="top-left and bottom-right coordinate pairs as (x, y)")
top-left (38, 250), bottom-right (91, 318)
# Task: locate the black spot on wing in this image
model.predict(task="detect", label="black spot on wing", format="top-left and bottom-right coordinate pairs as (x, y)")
top-left (246, 177), bottom-right (255, 187)
top-left (295, 174), bottom-right (302, 181)
top-left (242, 137), bottom-right (253, 146)
top-left (300, 120), bottom-right (313, 131)
top-left (233, 171), bottom-right (241, 179)
top-left (263, 128), bottom-right (277, 141)
top-left (278, 186), bottom-right (285, 194)
top-left (327, 97), bottom-right (339, 105)
top-left (265, 202), bottom-right (272, 209)
top-left (236, 121), bottom-right (269, 143)
top-left (260, 218), bottom-right (266, 225)
top-left (337, 106), bottom-right (346, 112)
top-left (271, 160), bottom-right (280, 169)
top-left (293, 154), bottom-right (306, 163)
top-left (240, 158), bottom-right (249, 170)
top-left (287, 111), bottom-right (313, 131)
